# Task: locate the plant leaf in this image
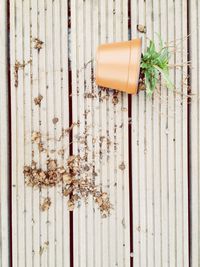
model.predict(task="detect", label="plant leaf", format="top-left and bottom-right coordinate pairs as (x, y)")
top-left (154, 65), bottom-right (174, 89)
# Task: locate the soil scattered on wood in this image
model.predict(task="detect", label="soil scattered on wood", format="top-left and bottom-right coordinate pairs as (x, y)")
top-left (112, 91), bottom-right (119, 105)
top-left (119, 162), bottom-right (126, 171)
top-left (138, 68), bottom-right (146, 92)
top-left (34, 38), bottom-right (44, 51)
top-left (137, 24), bottom-right (146, 33)
top-left (14, 59), bottom-right (32, 88)
top-left (84, 92), bottom-right (97, 99)
top-left (40, 197), bottom-right (51, 212)
top-left (32, 131), bottom-right (41, 144)
top-left (52, 117), bottom-right (59, 124)
top-left (24, 155), bottom-right (112, 217)
top-left (34, 94), bottom-right (43, 106)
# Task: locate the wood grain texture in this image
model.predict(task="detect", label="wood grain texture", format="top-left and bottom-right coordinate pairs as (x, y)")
top-left (131, 0), bottom-right (189, 266)
top-left (0, 0), bottom-right (10, 266)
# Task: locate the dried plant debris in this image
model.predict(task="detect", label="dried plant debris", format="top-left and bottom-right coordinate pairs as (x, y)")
top-left (57, 149), bottom-right (65, 156)
top-left (33, 38), bottom-right (44, 51)
top-left (38, 142), bottom-right (45, 152)
top-left (34, 94), bottom-right (43, 106)
top-left (119, 162), bottom-right (126, 171)
top-left (40, 197), bottom-right (51, 212)
top-left (137, 24), bottom-right (146, 33)
top-left (24, 155), bottom-right (112, 217)
top-left (14, 59), bottom-right (32, 88)
top-left (32, 131), bottom-right (41, 144)
top-left (39, 241), bottom-right (49, 255)
top-left (52, 117), bottom-right (59, 124)
top-left (31, 131), bottom-right (46, 152)
top-left (24, 160), bottom-right (62, 187)
top-left (59, 122), bottom-right (80, 140)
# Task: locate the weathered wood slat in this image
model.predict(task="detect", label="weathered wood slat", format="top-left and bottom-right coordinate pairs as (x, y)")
top-left (71, 0), bottom-right (130, 266)
top-left (10, 0), bottom-right (70, 266)
top-left (0, 0), bottom-right (10, 266)
top-left (190, 1), bottom-right (200, 266)
top-left (131, 0), bottom-right (189, 266)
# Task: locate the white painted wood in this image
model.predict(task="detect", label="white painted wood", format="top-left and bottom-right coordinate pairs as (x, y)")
top-left (10, 0), bottom-right (70, 266)
top-left (15, 1), bottom-right (26, 266)
top-left (0, 1), bottom-right (10, 266)
top-left (189, 0), bottom-right (200, 266)
top-left (38, 1), bottom-right (48, 266)
top-left (60, 1), bottom-right (71, 266)
top-left (71, 0), bottom-right (130, 266)
top-left (23, 0), bottom-right (33, 266)
top-left (160, 1), bottom-right (169, 266)
top-left (131, 0), bottom-right (189, 266)
top-left (92, 2), bottom-right (102, 266)
top-left (72, 1), bottom-right (87, 266)
top-left (167, 1), bottom-right (176, 266)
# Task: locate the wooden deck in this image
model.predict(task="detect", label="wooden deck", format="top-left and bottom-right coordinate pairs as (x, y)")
top-left (0, 0), bottom-right (199, 266)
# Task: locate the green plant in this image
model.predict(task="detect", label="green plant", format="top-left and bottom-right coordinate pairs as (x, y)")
top-left (140, 39), bottom-right (174, 96)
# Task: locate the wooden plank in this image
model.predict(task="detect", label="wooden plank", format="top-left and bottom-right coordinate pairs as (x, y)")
top-left (92, 1), bottom-right (102, 266)
top-left (60, 0), bottom-right (71, 265)
top-left (145, 1), bottom-right (155, 266)
top-left (167, 1), bottom-right (176, 266)
top-left (31, 0), bottom-right (41, 265)
top-left (189, 0), bottom-right (200, 266)
top-left (23, 0), bottom-right (33, 266)
top-left (174, 0), bottom-right (188, 266)
top-left (131, 1), bottom-right (148, 266)
top-left (0, 0), bottom-right (10, 266)
top-left (114, 1), bottom-right (130, 266)
top-left (160, 0), bottom-right (169, 266)
top-left (10, 0), bottom-right (71, 266)
top-left (14, 0), bottom-right (26, 265)
top-left (131, 0), bottom-right (189, 266)
top-left (131, 1), bottom-right (140, 265)
top-left (38, 1), bottom-right (48, 266)
top-left (71, 0), bottom-right (130, 266)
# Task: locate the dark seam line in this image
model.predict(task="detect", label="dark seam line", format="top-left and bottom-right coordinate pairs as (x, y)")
top-left (68, 1), bottom-right (74, 267)
top-left (186, 0), bottom-right (191, 266)
top-left (7, 0), bottom-right (13, 266)
top-left (128, 1), bottom-right (133, 267)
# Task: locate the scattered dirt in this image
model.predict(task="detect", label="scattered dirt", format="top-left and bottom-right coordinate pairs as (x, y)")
top-left (137, 24), bottom-right (146, 33)
top-left (32, 131), bottom-right (41, 144)
top-left (31, 131), bottom-right (45, 152)
top-left (38, 142), bottom-right (45, 152)
top-left (24, 155), bottom-right (112, 217)
top-left (119, 162), bottom-right (126, 171)
top-left (52, 117), bottom-right (59, 124)
top-left (34, 38), bottom-right (44, 51)
top-left (34, 94), bottom-right (43, 106)
top-left (40, 197), bottom-right (51, 212)
top-left (121, 107), bottom-right (128, 112)
top-left (14, 59), bottom-right (32, 88)
top-left (57, 149), bottom-right (65, 156)
top-left (112, 91), bottom-right (119, 105)
top-left (138, 68), bottom-right (146, 92)
top-left (84, 92), bottom-right (97, 99)
top-left (138, 81), bottom-right (146, 91)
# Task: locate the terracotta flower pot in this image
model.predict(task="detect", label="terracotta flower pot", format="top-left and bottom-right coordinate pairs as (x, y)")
top-left (95, 38), bottom-right (142, 94)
